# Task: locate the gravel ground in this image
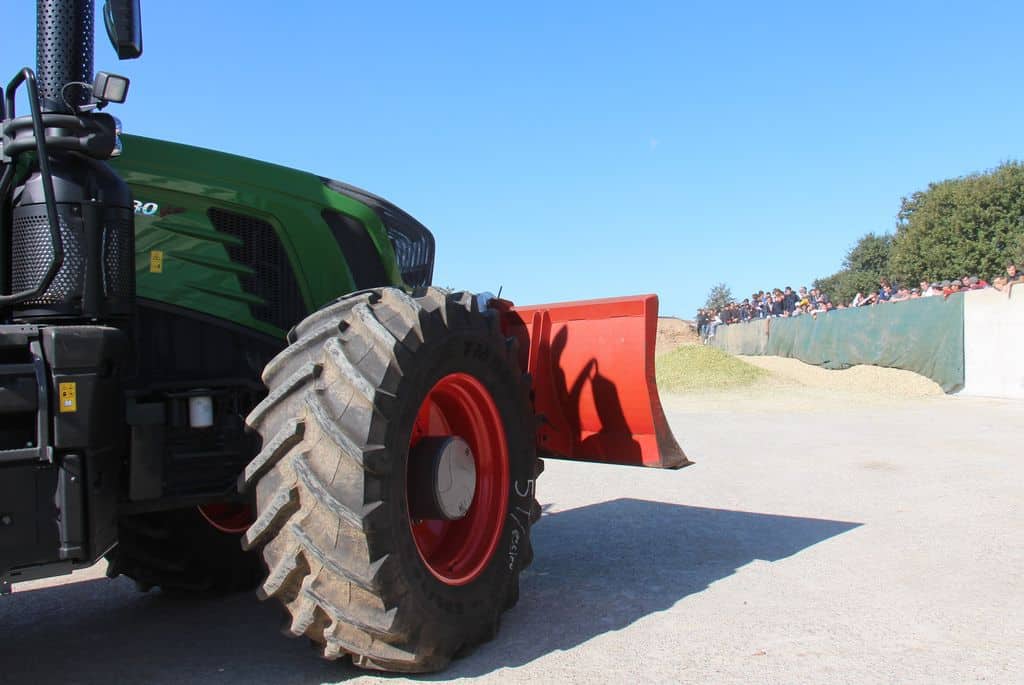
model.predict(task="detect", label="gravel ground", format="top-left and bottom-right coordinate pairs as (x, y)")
top-left (2, 362), bottom-right (1021, 684)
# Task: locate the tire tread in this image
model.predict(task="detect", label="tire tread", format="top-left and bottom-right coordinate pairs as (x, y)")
top-left (244, 287), bottom-right (538, 672)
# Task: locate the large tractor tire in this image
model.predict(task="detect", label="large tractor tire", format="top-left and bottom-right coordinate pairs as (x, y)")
top-left (105, 506), bottom-right (263, 594)
top-left (242, 288), bottom-right (541, 673)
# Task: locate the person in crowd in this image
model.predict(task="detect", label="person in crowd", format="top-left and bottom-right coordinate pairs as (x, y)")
top-left (708, 309), bottom-right (722, 342)
top-left (696, 309), bottom-right (709, 340)
top-left (738, 299), bottom-right (751, 322)
top-left (891, 286), bottom-right (911, 302)
top-left (992, 274), bottom-right (1018, 298)
top-left (755, 292), bottom-right (769, 318)
top-left (702, 259), bottom-right (1017, 334)
top-left (782, 286), bottom-right (797, 315)
top-left (851, 291), bottom-right (876, 307)
top-left (965, 275), bottom-right (988, 289)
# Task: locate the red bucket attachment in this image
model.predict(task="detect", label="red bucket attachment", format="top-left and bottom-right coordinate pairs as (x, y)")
top-left (498, 294), bottom-right (689, 469)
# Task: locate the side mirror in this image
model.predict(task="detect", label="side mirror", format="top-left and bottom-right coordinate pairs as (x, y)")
top-left (103, 0), bottom-right (143, 59)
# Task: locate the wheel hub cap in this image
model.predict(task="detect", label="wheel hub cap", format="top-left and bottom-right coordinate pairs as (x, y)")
top-left (409, 436), bottom-right (477, 521)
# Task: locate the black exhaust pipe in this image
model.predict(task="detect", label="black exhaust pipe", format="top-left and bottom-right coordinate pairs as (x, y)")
top-left (36, 0), bottom-right (95, 113)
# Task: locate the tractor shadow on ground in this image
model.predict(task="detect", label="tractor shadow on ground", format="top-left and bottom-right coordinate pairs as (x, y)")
top-left (438, 498), bottom-right (861, 678)
top-left (0, 574), bottom-right (343, 685)
top-left (0, 499), bottom-right (859, 684)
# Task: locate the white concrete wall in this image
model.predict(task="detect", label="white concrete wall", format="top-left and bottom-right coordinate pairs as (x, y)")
top-left (961, 285), bottom-right (1024, 398)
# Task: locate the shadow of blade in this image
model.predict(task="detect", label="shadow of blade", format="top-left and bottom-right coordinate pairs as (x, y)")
top-left (439, 498), bottom-right (861, 677)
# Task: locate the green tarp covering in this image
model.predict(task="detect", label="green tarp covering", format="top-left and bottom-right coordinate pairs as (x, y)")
top-left (711, 294), bottom-right (965, 392)
top-left (711, 317), bottom-right (770, 355)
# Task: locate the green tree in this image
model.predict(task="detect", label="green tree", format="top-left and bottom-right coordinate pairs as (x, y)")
top-left (889, 162), bottom-right (1024, 282)
top-left (703, 282), bottom-right (733, 310)
top-left (844, 232), bottom-right (894, 275)
top-left (814, 233), bottom-right (894, 305)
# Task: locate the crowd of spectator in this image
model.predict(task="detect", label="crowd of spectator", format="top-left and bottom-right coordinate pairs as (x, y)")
top-left (697, 262), bottom-right (1024, 343)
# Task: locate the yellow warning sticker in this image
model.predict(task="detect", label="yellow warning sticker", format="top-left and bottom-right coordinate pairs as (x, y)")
top-left (59, 382), bottom-right (77, 413)
top-left (150, 250), bottom-right (164, 273)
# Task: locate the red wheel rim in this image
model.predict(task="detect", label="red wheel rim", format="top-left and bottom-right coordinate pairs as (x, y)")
top-left (409, 372), bottom-right (509, 586)
top-left (197, 502), bottom-right (253, 534)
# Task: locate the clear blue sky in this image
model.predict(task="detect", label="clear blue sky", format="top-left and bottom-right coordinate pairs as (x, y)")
top-left (5, 1), bottom-right (1024, 317)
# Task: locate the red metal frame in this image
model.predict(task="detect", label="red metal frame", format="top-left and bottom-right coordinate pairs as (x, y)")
top-left (197, 502), bottom-right (253, 534)
top-left (498, 294), bottom-right (689, 469)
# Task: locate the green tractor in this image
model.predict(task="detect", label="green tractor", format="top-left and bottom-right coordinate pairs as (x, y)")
top-left (0, 0), bottom-right (687, 673)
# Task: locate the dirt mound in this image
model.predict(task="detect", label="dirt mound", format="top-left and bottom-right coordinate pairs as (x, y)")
top-left (656, 317), bottom-right (698, 355)
top-left (737, 355), bottom-right (944, 398)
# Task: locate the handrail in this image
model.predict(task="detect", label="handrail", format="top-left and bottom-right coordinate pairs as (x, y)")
top-left (0, 68), bottom-right (65, 306)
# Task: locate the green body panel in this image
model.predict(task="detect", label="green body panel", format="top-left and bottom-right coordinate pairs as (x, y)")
top-left (110, 135), bottom-right (405, 337)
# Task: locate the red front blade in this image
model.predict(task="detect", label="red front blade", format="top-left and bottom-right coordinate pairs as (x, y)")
top-left (499, 294), bottom-right (690, 469)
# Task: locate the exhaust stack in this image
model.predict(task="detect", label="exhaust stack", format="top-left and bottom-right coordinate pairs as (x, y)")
top-left (36, 0), bottom-right (95, 113)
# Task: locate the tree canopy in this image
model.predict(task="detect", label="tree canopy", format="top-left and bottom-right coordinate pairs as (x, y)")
top-left (707, 161), bottom-right (1024, 308)
top-left (889, 162), bottom-right (1024, 283)
top-left (815, 162), bottom-right (1023, 304)
top-left (814, 233), bottom-right (893, 305)
top-left (704, 282), bottom-right (733, 310)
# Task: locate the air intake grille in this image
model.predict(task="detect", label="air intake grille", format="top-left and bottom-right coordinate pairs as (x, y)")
top-left (10, 206), bottom-right (85, 305)
top-left (102, 209), bottom-right (134, 298)
top-left (207, 208), bottom-right (307, 331)
top-left (10, 204), bottom-right (134, 313)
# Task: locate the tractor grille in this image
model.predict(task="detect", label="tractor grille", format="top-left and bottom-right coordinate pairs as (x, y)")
top-left (386, 226), bottom-right (433, 288)
top-left (321, 178), bottom-right (435, 288)
top-left (207, 208), bottom-right (307, 331)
